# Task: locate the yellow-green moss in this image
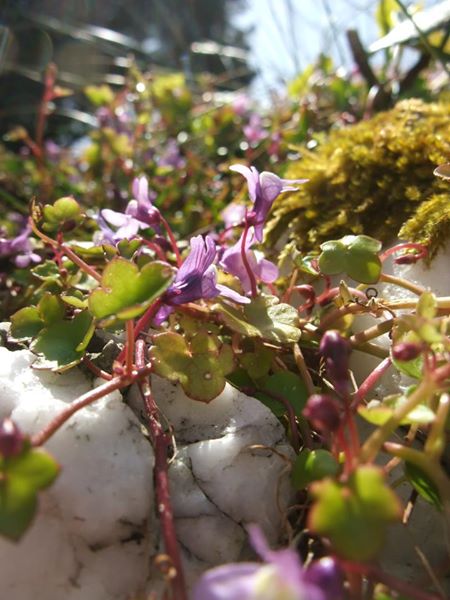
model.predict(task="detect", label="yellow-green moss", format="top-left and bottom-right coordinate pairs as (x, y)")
top-left (267, 99), bottom-right (450, 259)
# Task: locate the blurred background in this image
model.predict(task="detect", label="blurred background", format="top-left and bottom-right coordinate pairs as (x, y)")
top-left (0, 0), bottom-right (447, 139)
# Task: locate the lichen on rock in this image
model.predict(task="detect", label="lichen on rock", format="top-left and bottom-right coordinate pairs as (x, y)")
top-left (267, 99), bottom-right (450, 259)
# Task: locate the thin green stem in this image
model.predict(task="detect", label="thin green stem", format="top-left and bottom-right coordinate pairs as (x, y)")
top-left (360, 376), bottom-right (437, 463)
top-left (380, 272), bottom-right (426, 296)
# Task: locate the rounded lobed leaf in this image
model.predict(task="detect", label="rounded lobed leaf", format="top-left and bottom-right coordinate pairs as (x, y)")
top-left (88, 258), bottom-right (173, 323)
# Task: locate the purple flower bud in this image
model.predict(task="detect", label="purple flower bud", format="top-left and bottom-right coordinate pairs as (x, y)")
top-left (319, 331), bottom-right (351, 396)
top-left (304, 557), bottom-right (345, 600)
top-left (303, 394), bottom-right (342, 433)
top-left (392, 342), bottom-right (422, 361)
top-left (0, 418), bottom-right (25, 457)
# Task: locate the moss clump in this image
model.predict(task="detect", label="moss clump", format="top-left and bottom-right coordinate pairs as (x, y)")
top-left (267, 99), bottom-right (450, 259)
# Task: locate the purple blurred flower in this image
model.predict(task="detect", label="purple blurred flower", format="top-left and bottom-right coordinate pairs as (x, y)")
top-left (232, 93), bottom-right (251, 116)
top-left (126, 176), bottom-right (161, 229)
top-left (219, 231), bottom-right (278, 294)
top-left (157, 138), bottom-right (186, 169)
top-left (243, 114), bottom-right (267, 145)
top-left (0, 226), bottom-right (41, 268)
top-left (98, 177), bottom-right (159, 243)
top-left (154, 235), bottom-right (249, 324)
top-left (193, 525), bottom-right (343, 600)
top-left (99, 209), bottom-right (145, 242)
top-left (221, 202), bottom-right (246, 230)
top-left (230, 164), bottom-right (308, 241)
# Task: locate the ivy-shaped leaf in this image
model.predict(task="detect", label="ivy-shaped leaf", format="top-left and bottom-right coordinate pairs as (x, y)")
top-left (32, 310), bottom-right (95, 369)
top-left (215, 295), bottom-right (301, 344)
top-left (358, 392), bottom-right (435, 426)
top-left (255, 371), bottom-right (308, 419)
top-left (309, 465), bottom-right (401, 561)
top-left (291, 449), bottom-right (340, 490)
top-left (239, 345), bottom-right (274, 380)
top-left (150, 331), bottom-right (235, 402)
top-left (88, 258), bottom-right (173, 325)
top-left (0, 446), bottom-right (59, 541)
top-left (10, 293), bottom-right (94, 370)
top-left (318, 235), bottom-right (382, 284)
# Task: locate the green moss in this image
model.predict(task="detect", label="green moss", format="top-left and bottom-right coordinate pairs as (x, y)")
top-left (267, 99), bottom-right (450, 259)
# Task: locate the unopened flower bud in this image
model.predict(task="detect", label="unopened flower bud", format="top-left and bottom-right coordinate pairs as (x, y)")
top-left (304, 557), bottom-right (345, 600)
top-left (303, 394), bottom-right (342, 433)
top-left (0, 418), bottom-right (25, 457)
top-left (319, 331), bottom-right (351, 396)
top-left (392, 342), bottom-right (422, 361)
top-left (394, 254), bottom-right (420, 265)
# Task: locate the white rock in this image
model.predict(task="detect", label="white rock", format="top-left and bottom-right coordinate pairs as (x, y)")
top-left (0, 349), bottom-right (295, 599)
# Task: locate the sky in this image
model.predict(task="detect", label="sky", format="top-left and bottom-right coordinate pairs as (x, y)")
top-left (233, 0), bottom-right (442, 96)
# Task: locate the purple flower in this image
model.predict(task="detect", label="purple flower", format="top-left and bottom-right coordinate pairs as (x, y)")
top-left (0, 226), bottom-right (41, 268)
top-left (99, 209), bottom-right (144, 242)
top-left (154, 235), bottom-right (249, 324)
top-left (221, 202), bottom-right (246, 230)
top-left (230, 165), bottom-right (308, 241)
top-left (243, 114), bottom-right (267, 145)
top-left (219, 231), bottom-right (278, 294)
top-left (193, 525), bottom-right (343, 600)
top-left (98, 177), bottom-right (159, 243)
top-left (126, 176), bottom-right (161, 229)
top-left (157, 139), bottom-right (186, 169)
top-left (232, 93), bottom-right (251, 116)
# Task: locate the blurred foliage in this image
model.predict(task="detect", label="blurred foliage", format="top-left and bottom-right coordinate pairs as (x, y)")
top-left (267, 99), bottom-right (450, 259)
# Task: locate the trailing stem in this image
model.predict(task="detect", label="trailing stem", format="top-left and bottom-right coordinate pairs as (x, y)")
top-left (31, 365), bottom-right (152, 446)
top-left (135, 340), bottom-right (187, 600)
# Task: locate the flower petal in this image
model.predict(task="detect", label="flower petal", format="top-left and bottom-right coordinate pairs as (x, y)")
top-left (193, 563), bottom-right (259, 600)
top-left (230, 164), bottom-right (260, 202)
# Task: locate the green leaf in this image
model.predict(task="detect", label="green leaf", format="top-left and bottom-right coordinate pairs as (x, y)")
top-left (216, 295), bottom-right (301, 344)
top-left (150, 331), bottom-right (235, 402)
top-left (239, 346), bottom-right (274, 380)
top-left (417, 291), bottom-right (437, 319)
top-left (0, 477), bottom-right (37, 541)
top-left (31, 260), bottom-right (62, 282)
top-left (84, 84), bottom-right (114, 106)
top-left (405, 462), bottom-right (442, 510)
top-left (0, 447), bottom-right (59, 541)
top-left (375, 0), bottom-right (398, 35)
top-left (309, 465), bottom-right (401, 561)
top-left (42, 197), bottom-right (84, 233)
top-left (32, 310), bottom-right (94, 368)
top-left (7, 448), bottom-right (59, 490)
top-left (358, 393), bottom-right (435, 426)
top-left (291, 449), bottom-right (340, 490)
top-left (318, 235), bottom-right (382, 284)
top-left (88, 258), bottom-right (173, 324)
top-left (10, 306), bottom-right (43, 339)
top-left (38, 293), bottom-right (65, 325)
top-left (256, 371), bottom-right (308, 419)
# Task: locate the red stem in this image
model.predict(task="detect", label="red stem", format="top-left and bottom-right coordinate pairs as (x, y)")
top-left (116, 299), bottom-right (162, 364)
top-left (125, 320), bottom-right (135, 377)
top-left (342, 560), bottom-right (444, 600)
top-left (351, 357), bottom-right (392, 409)
top-left (142, 239), bottom-right (169, 262)
top-left (160, 215), bottom-right (182, 267)
top-left (35, 63), bottom-right (57, 154)
top-left (31, 366), bottom-right (151, 446)
top-left (241, 217), bottom-right (257, 298)
top-left (379, 242), bottom-right (428, 263)
top-left (82, 357), bottom-right (113, 381)
top-left (135, 340), bottom-right (187, 600)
